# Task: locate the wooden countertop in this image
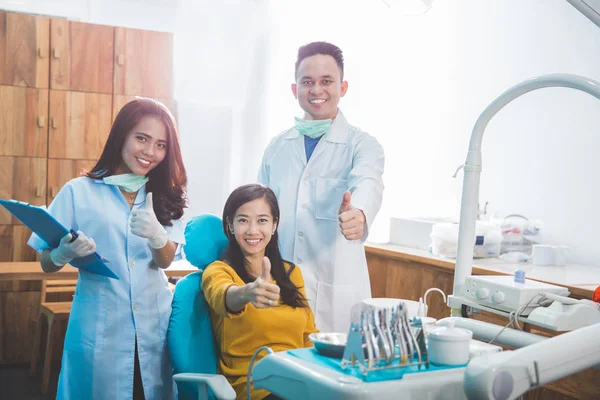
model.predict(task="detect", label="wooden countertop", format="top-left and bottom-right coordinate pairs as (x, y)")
top-left (0, 260), bottom-right (198, 281)
top-left (365, 242), bottom-right (600, 299)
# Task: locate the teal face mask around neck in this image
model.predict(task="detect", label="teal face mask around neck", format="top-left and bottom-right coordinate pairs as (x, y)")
top-left (103, 173), bottom-right (149, 193)
top-left (294, 117), bottom-right (333, 139)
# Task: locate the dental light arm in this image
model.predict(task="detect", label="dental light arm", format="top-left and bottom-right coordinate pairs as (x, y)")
top-left (566, 0), bottom-right (600, 28)
top-left (463, 322), bottom-right (600, 400)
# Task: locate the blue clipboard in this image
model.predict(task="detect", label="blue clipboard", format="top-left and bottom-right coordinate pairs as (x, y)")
top-left (0, 199), bottom-right (119, 280)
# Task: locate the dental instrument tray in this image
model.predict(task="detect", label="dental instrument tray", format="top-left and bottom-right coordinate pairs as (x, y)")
top-left (287, 347), bottom-right (464, 382)
top-left (0, 199), bottom-right (118, 280)
top-left (333, 301), bottom-right (455, 380)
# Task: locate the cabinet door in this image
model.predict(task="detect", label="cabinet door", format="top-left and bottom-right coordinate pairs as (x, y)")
top-left (12, 225), bottom-right (39, 261)
top-left (0, 11), bottom-right (50, 88)
top-left (0, 225), bottom-right (11, 262)
top-left (112, 94), bottom-right (176, 122)
top-left (0, 156), bottom-right (47, 224)
top-left (114, 27), bottom-right (173, 98)
top-left (47, 159), bottom-right (97, 203)
top-left (50, 19), bottom-right (114, 93)
top-left (48, 90), bottom-right (112, 160)
top-left (0, 85), bottom-right (49, 157)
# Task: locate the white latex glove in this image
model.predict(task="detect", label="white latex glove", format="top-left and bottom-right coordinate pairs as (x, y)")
top-left (50, 231), bottom-right (96, 266)
top-left (130, 192), bottom-right (168, 249)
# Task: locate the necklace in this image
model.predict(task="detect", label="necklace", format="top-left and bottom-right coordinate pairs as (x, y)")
top-left (121, 189), bottom-right (137, 203)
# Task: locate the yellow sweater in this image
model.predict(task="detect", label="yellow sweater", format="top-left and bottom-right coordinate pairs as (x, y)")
top-left (202, 260), bottom-right (318, 400)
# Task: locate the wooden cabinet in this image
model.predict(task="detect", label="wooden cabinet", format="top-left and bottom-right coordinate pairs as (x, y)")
top-left (47, 159), bottom-right (97, 203)
top-left (0, 11), bottom-right (50, 88)
top-left (0, 156), bottom-right (47, 224)
top-left (114, 27), bottom-right (173, 98)
top-left (48, 90), bottom-right (112, 160)
top-left (0, 85), bottom-right (49, 157)
top-left (0, 225), bottom-right (39, 262)
top-left (50, 19), bottom-right (114, 93)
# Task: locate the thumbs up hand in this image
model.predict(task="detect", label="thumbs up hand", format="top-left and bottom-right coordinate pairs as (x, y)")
top-left (131, 192), bottom-right (168, 249)
top-left (246, 257), bottom-right (280, 308)
top-left (338, 191), bottom-right (366, 241)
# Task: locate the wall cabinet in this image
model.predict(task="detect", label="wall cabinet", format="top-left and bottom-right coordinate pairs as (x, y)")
top-left (50, 19), bottom-right (114, 93)
top-left (0, 85), bottom-right (48, 157)
top-left (0, 156), bottom-right (47, 225)
top-left (114, 27), bottom-right (173, 98)
top-left (0, 11), bottom-right (50, 88)
top-left (48, 90), bottom-right (112, 159)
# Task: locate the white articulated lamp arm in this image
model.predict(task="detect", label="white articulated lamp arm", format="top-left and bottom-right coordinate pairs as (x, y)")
top-left (463, 322), bottom-right (600, 400)
top-left (450, 74), bottom-right (600, 312)
top-left (566, 0), bottom-right (600, 28)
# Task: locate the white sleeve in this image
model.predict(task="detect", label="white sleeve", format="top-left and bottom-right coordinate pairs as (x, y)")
top-left (346, 133), bottom-right (385, 242)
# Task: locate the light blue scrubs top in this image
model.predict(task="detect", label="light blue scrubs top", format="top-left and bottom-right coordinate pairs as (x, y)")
top-left (28, 177), bottom-right (185, 400)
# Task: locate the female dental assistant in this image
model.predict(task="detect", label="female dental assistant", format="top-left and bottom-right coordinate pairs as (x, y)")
top-left (28, 98), bottom-right (188, 400)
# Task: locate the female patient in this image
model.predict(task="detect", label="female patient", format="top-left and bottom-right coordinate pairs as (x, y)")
top-left (202, 184), bottom-right (318, 400)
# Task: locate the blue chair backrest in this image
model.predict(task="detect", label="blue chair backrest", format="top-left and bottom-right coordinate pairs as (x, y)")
top-left (168, 214), bottom-right (228, 400)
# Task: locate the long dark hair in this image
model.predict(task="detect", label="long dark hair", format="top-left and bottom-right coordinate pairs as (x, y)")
top-left (88, 97), bottom-right (187, 226)
top-left (222, 184), bottom-right (308, 309)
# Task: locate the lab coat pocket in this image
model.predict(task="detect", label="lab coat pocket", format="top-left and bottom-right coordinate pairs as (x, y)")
top-left (65, 295), bottom-right (107, 351)
top-left (156, 289), bottom-right (173, 344)
top-left (315, 178), bottom-right (349, 222)
top-left (316, 281), bottom-right (358, 333)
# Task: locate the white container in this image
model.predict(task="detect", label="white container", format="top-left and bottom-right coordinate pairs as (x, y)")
top-left (390, 217), bottom-right (455, 250)
top-left (532, 245), bottom-right (568, 266)
top-left (431, 221), bottom-right (502, 258)
top-left (427, 320), bottom-right (473, 366)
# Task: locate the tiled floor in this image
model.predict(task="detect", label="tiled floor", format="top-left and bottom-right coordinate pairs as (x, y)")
top-left (0, 362), bottom-right (60, 399)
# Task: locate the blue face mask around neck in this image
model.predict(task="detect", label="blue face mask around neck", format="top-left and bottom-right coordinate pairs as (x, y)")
top-left (103, 173), bottom-right (149, 193)
top-left (294, 117), bottom-right (333, 139)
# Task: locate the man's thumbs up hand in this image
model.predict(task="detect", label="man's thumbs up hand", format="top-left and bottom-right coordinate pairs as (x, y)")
top-left (338, 191), bottom-right (366, 241)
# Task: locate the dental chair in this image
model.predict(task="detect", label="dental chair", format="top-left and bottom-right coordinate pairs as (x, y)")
top-left (167, 214), bottom-right (236, 400)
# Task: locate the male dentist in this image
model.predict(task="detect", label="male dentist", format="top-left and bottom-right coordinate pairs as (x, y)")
top-left (258, 41), bottom-right (385, 332)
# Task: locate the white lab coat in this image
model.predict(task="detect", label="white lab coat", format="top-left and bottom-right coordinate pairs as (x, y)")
top-left (258, 110), bottom-right (384, 333)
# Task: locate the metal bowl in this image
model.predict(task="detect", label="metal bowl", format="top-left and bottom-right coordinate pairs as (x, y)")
top-left (309, 332), bottom-right (348, 358)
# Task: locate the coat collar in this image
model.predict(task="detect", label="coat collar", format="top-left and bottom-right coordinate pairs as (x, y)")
top-left (284, 109), bottom-right (350, 144)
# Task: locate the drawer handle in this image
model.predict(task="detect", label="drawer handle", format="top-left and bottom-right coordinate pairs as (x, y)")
top-left (117, 54), bottom-right (125, 66)
top-left (53, 48), bottom-right (60, 59)
top-left (51, 118), bottom-right (58, 129)
top-left (38, 48), bottom-right (48, 58)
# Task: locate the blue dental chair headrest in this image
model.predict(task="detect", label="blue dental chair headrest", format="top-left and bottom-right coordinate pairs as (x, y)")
top-left (168, 214), bottom-right (229, 400)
